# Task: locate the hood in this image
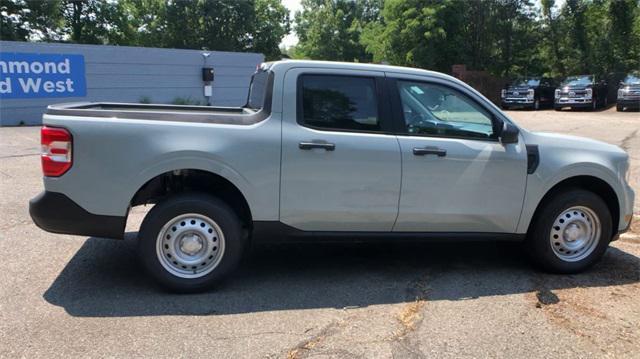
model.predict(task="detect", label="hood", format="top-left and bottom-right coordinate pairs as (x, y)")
top-left (506, 85), bottom-right (536, 91)
top-left (620, 83), bottom-right (640, 89)
top-left (558, 84), bottom-right (592, 91)
top-left (522, 130), bottom-right (627, 157)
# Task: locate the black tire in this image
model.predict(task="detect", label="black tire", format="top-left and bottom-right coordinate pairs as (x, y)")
top-left (533, 99), bottom-right (540, 111)
top-left (554, 106), bottom-right (562, 111)
top-left (138, 192), bottom-right (246, 292)
top-left (501, 105), bottom-right (509, 110)
top-left (591, 97), bottom-right (597, 111)
top-left (526, 189), bottom-right (612, 273)
top-left (617, 104), bottom-right (623, 112)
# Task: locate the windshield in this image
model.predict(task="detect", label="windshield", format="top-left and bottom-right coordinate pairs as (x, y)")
top-left (623, 73), bottom-right (640, 85)
top-left (512, 78), bottom-right (540, 86)
top-left (561, 75), bottom-right (593, 87)
top-left (246, 69), bottom-right (270, 110)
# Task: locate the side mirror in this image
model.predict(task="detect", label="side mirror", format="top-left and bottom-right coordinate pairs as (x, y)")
top-left (500, 122), bottom-right (520, 144)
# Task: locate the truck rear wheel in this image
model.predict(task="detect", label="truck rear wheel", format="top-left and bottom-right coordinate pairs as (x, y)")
top-left (526, 189), bottom-right (612, 273)
top-left (138, 193), bottom-right (246, 292)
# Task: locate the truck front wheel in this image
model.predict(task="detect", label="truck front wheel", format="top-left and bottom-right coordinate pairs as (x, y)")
top-left (138, 193), bottom-right (246, 292)
top-left (526, 189), bottom-right (612, 273)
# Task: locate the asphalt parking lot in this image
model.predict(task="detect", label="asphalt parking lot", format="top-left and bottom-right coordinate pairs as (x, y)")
top-left (0, 107), bottom-right (638, 358)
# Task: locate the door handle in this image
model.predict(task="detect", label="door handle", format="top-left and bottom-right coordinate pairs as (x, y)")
top-left (299, 141), bottom-right (336, 151)
top-left (412, 146), bottom-right (446, 157)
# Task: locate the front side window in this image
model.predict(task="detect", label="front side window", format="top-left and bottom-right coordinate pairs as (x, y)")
top-left (397, 80), bottom-right (496, 140)
top-left (299, 75), bottom-right (380, 131)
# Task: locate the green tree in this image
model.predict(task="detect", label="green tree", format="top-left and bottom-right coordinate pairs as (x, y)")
top-left (361, 0), bottom-right (466, 71)
top-left (562, 0), bottom-right (590, 73)
top-left (491, 0), bottom-right (541, 77)
top-left (361, 0), bottom-right (540, 75)
top-left (1, 0), bottom-right (63, 42)
top-left (2, 0), bottom-right (290, 59)
top-left (253, 0), bottom-right (291, 59)
top-left (1, 0), bottom-right (30, 40)
top-left (295, 0), bottom-right (382, 62)
top-left (540, 0), bottom-right (566, 76)
top-left (609, 0), bottom-right (640, 72)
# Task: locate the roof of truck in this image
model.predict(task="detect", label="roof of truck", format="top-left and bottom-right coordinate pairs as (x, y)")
top-left (267, 59), bottom-right (459, 82)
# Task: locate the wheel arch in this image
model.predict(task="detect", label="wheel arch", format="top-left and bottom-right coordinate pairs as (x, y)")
top-left (130, 169), bottom-right (253, 229)
top-left (525, 175), bottom-right (620, 239)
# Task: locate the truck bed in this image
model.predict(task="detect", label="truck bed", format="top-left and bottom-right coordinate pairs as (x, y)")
top-left (46, 102), bottom-right (268, 125)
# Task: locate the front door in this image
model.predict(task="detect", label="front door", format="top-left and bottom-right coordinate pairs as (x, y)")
top-left (279, 68), bottom-right (401, 232)
top-left (390, 77), bottom-right (527, 233)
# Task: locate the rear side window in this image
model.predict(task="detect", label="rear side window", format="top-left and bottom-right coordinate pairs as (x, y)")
top-left (299, 75), bottom-right (380, 132)
top-left (247, 70), bottom-right (270, 110)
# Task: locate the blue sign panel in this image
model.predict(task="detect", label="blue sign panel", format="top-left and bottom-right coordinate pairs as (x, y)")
top-left (0, 52), bottom-right (86, 99)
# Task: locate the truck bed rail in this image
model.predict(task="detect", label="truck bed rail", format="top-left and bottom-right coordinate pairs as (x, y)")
top-left (45, 102), bottom-right (270, 125)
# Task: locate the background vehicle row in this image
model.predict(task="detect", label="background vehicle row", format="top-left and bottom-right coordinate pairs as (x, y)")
top-left (500, 72), bottom-right (640, 111)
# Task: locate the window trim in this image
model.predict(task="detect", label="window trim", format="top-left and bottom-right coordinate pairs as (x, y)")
top-left (388, 77), bottom-right (502, 142)
top-left (296, 73), bottom-right (393, 134)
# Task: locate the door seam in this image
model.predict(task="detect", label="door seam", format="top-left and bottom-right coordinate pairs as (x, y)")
top-left (391, 135), bottom-right (403, 231)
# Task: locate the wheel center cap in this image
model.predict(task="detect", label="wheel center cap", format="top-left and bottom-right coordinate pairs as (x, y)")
top-left (564, 223), bottom-right (582, 242)
top-left (180, 234), bottom-right (203, 255)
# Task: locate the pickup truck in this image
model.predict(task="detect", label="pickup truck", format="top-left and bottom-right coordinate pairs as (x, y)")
top-left (501, 76), bottom-right (556, 110)
top-left (617, 72), bottom-right (640, 112)
top-left (555, 74), bottom-right (609, 111)
top-left (30, 60), bottom-right (635, 292)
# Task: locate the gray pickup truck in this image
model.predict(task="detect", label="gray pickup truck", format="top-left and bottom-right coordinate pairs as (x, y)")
top-left (30, 60), bottom-right (634, 292)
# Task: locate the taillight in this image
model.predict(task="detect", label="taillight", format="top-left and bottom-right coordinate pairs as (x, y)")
top-left (41, 126), bottom-right (72, 177)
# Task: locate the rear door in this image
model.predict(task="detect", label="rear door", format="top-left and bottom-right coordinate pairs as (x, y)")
top-left (279, 68), bottom-right (401, 232)
top-left (389, 75), bottom-right (528, 233)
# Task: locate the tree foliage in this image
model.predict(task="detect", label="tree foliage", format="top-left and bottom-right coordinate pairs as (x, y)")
top-left (298, 0), bottom-right (640, 77)
top-left (0, 0), bottom-right (290, 60)
top-left (1, 0), bottom-right (638, 76)
top-left (293, 0), bottom-right (382, 62)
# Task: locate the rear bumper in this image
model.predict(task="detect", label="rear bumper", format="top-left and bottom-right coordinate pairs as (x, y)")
top-left (29, 191), bottom-right (125, 239)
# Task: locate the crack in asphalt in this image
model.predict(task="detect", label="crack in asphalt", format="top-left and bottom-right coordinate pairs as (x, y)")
top-left (620, 129), bottom-right (638, 151)
top-left (285, 319), bottom-right (344, 359)
top-left (205, 331), bottom-right (300, 341)
top-left (390, 274), bottom-right (430, 358)
top-left (0, 152), bottom-right (39, 160)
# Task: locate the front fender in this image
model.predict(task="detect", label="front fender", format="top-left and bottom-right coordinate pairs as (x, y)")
top-left (516, 162), bottom-right (625, 233)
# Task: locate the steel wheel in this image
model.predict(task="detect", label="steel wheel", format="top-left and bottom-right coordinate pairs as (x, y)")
top-left (549, 206), bottom-right (601, 262)
top-left (156, 213), bottom-right (225, 279)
